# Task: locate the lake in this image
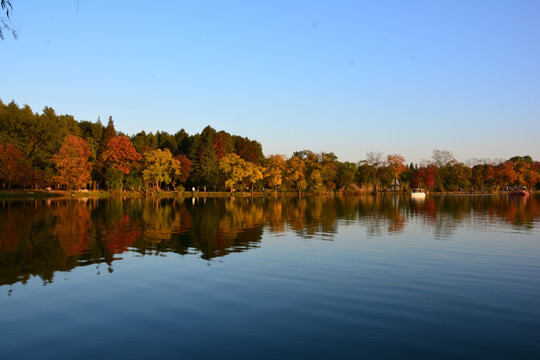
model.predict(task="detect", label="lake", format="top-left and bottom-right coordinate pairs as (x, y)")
top-left (1, 194), bottom-right (539, 359)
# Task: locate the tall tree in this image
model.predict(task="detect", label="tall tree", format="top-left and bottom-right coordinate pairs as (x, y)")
top-left (94, 116), bottom-right (117, 186)
top-left (189, 126), bottom-right (220, 188)
top-left (79, 118), bottom-right (104, 163)
top-left (51, 135), bottom-right (92, 190)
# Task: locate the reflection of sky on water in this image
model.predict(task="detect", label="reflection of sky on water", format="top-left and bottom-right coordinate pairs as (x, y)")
top-left (0, 195), bottom-right (539, 287)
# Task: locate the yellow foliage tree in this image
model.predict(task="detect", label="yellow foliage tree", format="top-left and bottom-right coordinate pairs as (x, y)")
top-left (219, 153), bottom-right (248, 192)
top-left (264, 154), bottom-right (285, 191)
top-left (285, 156), bottom-right (306, 195)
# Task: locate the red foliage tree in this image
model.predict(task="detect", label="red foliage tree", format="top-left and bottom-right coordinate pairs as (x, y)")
top-left (52, 135), bottom-right (92, 190)
top-left (101, 136), bottom-right (142, 174)
top-left (173, 154), bottom-right (192, 185)
top-left (0, 143), bottom-right (22, 188)
top-left (413, 166), bottom-right (436, 190)
top-left (214, 131), bottom-right (234, 160)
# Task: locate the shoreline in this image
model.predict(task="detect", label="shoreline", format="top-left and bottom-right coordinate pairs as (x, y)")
top-left (0, 189), bottom-right (535, 200)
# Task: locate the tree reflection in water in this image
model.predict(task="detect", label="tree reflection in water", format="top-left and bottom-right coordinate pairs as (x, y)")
top-left (0, 194), bottom-right (538, 286)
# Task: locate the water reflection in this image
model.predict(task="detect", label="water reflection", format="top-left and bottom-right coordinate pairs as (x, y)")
top-left (0, 194), bottom-right (539, 286)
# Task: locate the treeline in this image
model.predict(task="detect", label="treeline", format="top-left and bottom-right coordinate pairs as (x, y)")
top-left (1, 99), bottom-right (539, 193)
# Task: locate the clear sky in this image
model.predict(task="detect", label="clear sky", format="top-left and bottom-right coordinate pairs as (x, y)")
top-left (1, 0), bottom-right (539, 164)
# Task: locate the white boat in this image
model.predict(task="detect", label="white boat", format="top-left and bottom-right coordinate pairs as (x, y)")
top-left (411, 188), bottom-right (426, 198)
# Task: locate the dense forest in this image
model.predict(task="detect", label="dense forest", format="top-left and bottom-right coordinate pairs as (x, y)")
top-left (1, 99), bottom-right (539, 193)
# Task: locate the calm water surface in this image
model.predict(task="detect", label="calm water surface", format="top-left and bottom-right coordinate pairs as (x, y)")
top-left (1, 195), bottom-right (539, 359)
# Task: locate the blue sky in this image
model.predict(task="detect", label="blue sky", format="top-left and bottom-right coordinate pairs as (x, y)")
top-left (1, 0), bottom-right (539, 164)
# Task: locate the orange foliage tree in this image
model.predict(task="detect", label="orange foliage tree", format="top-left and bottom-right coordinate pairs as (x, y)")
top-left (0, 143), bottom-right (22, 188)
top-left (386, 154), bottom-right (407, 185)
top-left (101, 136), bottom-right (142, 174)
top-left (52, 135), bottom-right (92, 190)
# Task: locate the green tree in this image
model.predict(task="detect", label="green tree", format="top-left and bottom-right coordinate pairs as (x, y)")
top-left (189, 126), bottom-right (220, 188)
top-left (105, 168), bottom-right (124, 191)
top-left (132, 131), bottom-right (158, 155)
top-left (78, 118), bottom-right (104, 163)
top-left (337, 161), bottom-right (357, 190)
top-left (157, 131), bottom-right (178, 154)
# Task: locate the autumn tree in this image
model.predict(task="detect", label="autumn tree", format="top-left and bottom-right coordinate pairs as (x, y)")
top-left (102, 136), bottom-right (142, 174)
top-left (386, 154), bottom-right (407, 184)
top-left (264, 154), bottom-right (286, 191)
top-left (0, 102), bottom-right (80, 188)
top-left (319, 152), bottom-right (338, 191)
top-left (52, 135), bottom-right (92, 190)
top-left (244, 161), bottom-right (264, 194)
top-left (214, 131), bottom-right (234, 160)
top-left (234, 136), bottom-right (264, 164)
top-left (497, 161), bottom-right (517, 187)
top-left (412, 165), bottom-right (436, 190)
top-left (284, 156), bottom-right (307, 196)
top-left (0, 143), bottom-right (22, 188)
top-left (172, 154), bottom-right (192, 189)
top-left (219, 153), bottom-right (248, 192)
top-left (522, 161), bottom-right (540, 191)
top-left (142, 148), bottom-right (181, 191)
top-left (293, 150), bottom-right (324, 191)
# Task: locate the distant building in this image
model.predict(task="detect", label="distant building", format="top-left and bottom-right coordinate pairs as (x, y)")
top-left (391, 178), bottom-right (400, 191)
